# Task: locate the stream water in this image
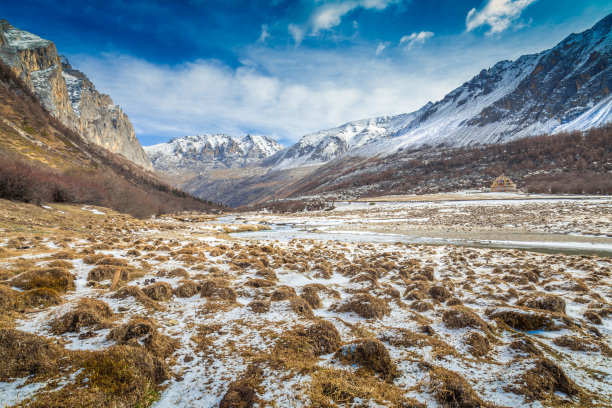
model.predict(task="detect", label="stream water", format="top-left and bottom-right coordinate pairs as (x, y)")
top-left (217, 216), bottom-right (612, 257)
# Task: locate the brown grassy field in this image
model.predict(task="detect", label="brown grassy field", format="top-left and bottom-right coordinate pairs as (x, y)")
top-left (0, 198), bottom-right (610, 407)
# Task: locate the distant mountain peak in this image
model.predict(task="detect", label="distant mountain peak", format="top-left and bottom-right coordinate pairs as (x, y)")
top-left (144, 133), bottom-right (284, 173)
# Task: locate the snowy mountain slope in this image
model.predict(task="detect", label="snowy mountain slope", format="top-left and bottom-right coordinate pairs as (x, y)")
top-left (145, 134), bottom-right (283, 172)
top-left (264, 114), bottom-right (414, 169)
top-left (273, 13), bottom-right (612, 169)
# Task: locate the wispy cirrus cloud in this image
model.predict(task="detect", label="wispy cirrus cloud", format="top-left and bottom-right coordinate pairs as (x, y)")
top-left (288, 0), bottom-right (403, 44)
top-left (258, 24), bottom-right (271, 43)
top-left (399, 31), bottom-right (434, 49)
top-left (466, 0), bottom-right (537, 35)
top-left (375, 41), bottom-right (389, 55)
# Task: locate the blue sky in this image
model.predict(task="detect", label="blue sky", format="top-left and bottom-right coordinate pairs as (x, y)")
top-left (3, 0), bottom-right (611, 145)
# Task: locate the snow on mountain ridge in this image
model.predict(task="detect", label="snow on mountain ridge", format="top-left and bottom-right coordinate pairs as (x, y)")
top-left (0, 20), bottom-right (51, 50)
top-left (272, 13), bottom-right (612, 169)
top-left (145, 133), bottom-right (283, 172)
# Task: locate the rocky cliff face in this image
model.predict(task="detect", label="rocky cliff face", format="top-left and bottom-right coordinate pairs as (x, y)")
top-left (145, 134), bottom-right (284, 173)
top-left (0, 20), bottom-right (153, 170)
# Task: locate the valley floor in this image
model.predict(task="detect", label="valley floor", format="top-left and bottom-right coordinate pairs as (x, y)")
top-left (0, 195), bottom-right (610, 407)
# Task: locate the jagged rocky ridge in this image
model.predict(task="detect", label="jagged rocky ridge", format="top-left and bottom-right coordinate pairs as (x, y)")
top-left (268, 13), bottom-right (612, 169)
top-left (144, 134), bottom-right (283, 173)
top-left (0, 20), bottom-right (153, 170)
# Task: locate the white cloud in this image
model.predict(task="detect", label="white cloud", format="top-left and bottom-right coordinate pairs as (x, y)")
top-left (375, 41), bottom-right (389, 55)
top-left (71, 47), bottom-right (467, 145)
top-left (290, 0), bottom-right (401, 44)
top-left (399, 31), bottom-right (434, 49)
top-left (258, 24), bottom-right (270, 43)
top-left (70, 21), bottom-right (562, 146)
top-left (466, 0), bottom-right (537, 35)
top-left (288, 23), bottom-right (304, 45)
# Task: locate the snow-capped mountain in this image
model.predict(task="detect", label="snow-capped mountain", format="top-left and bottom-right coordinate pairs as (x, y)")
top-left (272, 13), bottom-right (612, 169)
top-left (264, 114), bottom-right (415, 169)
top-left (145, 134), bottom-right (283, 173)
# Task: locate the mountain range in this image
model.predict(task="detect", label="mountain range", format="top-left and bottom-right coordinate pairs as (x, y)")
top-left (1, 15), bottom-right (610, 208)
top-left (147, 13), bottom-right (611, 205)
top-left (265, 13), bottom-right (611, 170)
top-left (144, 134), bottom-right (283, 174)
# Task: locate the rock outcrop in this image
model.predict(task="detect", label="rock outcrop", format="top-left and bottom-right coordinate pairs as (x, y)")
top-left (0, 20), bottom-right (153, 170)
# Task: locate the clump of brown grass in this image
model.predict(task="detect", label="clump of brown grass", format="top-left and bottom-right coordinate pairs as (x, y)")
top-left (446, 297), bottom-right (463, 306)
top-left (308, 368), bottom-right (424, 408)
top-left (487, 306), bottom-right (570, 331)
top-left (516, 358), bottom-right (583, 402)
top-left (583, 310), bottom-right (602, 324)
top-left (246, 278), bottom-right (276, 288)
top-left (517, 292), bottom-right (566, 314)
top-left (291, 297), bottom-right (314, 317)
top-left (270, 286), bottom-right (297, 301)
top-left (255, 268), bottom-right (277, 281)
top-left (332, 293), bottom-right (390, 319)
top-left (200, 280), bottom-right (237, 301)
top-left (509, 337), bottom-right (542, 357)
top-left (296, 319), bottom-right (342, 356)
top-left (553, 335), bottom-right (612, 357)
top-left (11, 267), bottom-right (75, 292)
top-left (464, 332), bottom-right (491, 358)
top-left (37, 345), bottom-right (168, 408)
top-left (96, 257), bottom-right (129, 267)
top-left (112, 285), bottom-right (157, 307)
top-left (157, 268), bottom-right (189, 279)
top-left (0, 329), bottom-right (66, 381)
top-left (126, 249), bottom-right (141, 257)
top-left (442, 306), bottom-right (490, 332)
top-left (50, 298), bottom-right (114, 334)
top-left (47, 259), bottom-right (73, 269)
top-left (302, 286), bottom-right (323, 309)
top-left (21, 287), bottom-right (63, 308)
top-left (108, 316), bottom-right (179, 359)
top-left (334, 339), bottom-right (398, 380)
top-left (248, 299), bottom-right (270, 313)
top-left (142, 282), bottom-right (174, 301)
top-left (410, 300), bottom-right (434, 312)
top-left (405, 289), bottom-right (425, 301)
top-left (380, 328), bottom-right (459, 359)
top-left (173, 280), bottom-right (200, 298)
top-left (428, 367), bottom-right (488, 408)
top-left (83, 253), bottom-right (106, 265)
top-left (50, 250), bottom-right (76, 260)
top-left (429, 285), bottom-right (452, 302)
top-left (88, 265), bottom-right (130, 282)
top-left (219, 385), bottom-right (255, 408)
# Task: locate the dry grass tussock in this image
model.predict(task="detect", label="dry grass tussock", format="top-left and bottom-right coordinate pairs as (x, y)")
top-left (50, 298), bottom-right (114, 334)
top-left (10, 267), bottom-right (75, 292)
top-left (332, 293), bottom-right (390, 319)
top-left (108, 316), bottom-right (179, 359)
